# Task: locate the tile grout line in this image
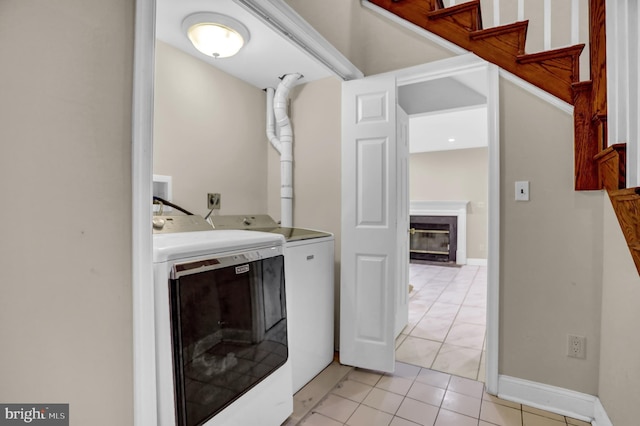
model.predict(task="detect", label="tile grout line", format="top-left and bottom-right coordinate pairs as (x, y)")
top-left (404, 264), bottom-right (486, 381)
top-left (294, 267), bottom-right (586, 426)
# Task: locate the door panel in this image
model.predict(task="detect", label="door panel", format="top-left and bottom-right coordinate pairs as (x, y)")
top-left (355, 255), bottom-right (387, 341)
top-left (340, 74), bottom-right (398, 373)
top-left (357, 138), bottom-right (388, 225)
top-left (395, 106), bottom-right (410, 337)
top-left (339, 54), bottom-right (499, 387)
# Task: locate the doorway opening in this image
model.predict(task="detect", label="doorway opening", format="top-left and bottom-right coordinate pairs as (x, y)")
top-left (338, 55), bottom-right (499, 393)
top-left (393, 62), bottom-right (497, 386)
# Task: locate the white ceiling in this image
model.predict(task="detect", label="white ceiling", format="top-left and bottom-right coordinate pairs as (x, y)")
top-left (398, 77), bottom-right (486, 115)
top-left (157, 0), bottom-right (488, 154)
top-left (409, 106), bottom-right (488, 153)
top-left (155, 0), bottom-right (336, 89)
top-left (399, 69), bottom-right (489, 153)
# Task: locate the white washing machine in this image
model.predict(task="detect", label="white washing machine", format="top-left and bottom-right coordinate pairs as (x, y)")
top-left (284, 235), bottom-right (335, 392)
top-left (208, 215), bottom-right (335, 393)
top-left (152, 222), bottom-right (293, 426)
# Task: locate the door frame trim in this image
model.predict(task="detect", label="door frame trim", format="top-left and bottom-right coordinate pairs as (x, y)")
top-left (132, 0), bottom-right (157, 423)
top-left (486, 61), bottom-right (500, 395)
top-left (381, 54), bottom-right (500, 393)
top-left (131, 34), bottom-right (501, 424)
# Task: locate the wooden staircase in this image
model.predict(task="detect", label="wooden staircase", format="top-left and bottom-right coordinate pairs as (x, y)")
top-left (370, 0), bottom-right (640, 273)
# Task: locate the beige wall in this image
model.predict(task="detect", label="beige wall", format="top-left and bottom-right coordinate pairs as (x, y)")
top-left (154, 42), bottom-right (268, 216)
top-left (0, 1), bottom-right (134, 424)
top-left (284, 0), bottom-right (453, 76)
top-left (285, 0), bottom-right (605, 395)
top-left (599, 196), bottom-right (640, 424)
top-left (499, 79), bottom-right (603, 394)
top-left (410, 148), bottom-right (488, 260)
top-left (280, 0), bottom-right (456, 352)
top-left (0, 0), bottom-right (631, 423)
top-left (268, 77), bottom-right (343, 345)
top-left (267, 78), bottom-right (342, 237)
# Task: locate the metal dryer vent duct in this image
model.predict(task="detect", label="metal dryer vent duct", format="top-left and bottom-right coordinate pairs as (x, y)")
top-left (266, 73), bottom-right (301, 228)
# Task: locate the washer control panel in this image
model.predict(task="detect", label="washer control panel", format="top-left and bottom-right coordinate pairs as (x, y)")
top-left (152, 215), bottom-right (213, 234)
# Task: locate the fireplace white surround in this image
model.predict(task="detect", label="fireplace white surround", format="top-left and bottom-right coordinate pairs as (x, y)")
top-left (410, 200), bottom-right (469, 265)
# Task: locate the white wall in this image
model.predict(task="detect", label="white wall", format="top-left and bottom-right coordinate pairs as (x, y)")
top-left (154, 41), bottom-right (269, 216)
top-left (0, 1), bottom-right (134, 423)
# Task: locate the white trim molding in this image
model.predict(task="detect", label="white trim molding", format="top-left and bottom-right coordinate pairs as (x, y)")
top-left (593, 398), bottom-right (614, 426)
top-left (498, 375), bottom-right (603, 424)
top-left (410, 200), bottom-right (469, 265)
top-left (132, 0), bottom-right (157, 424)
top-left (485, 62), bottom-right (500, 395)
top-left (606, 0), bottom-right (640, 187)
top-left (467, 258), bottom-right (488, 266)
top-left (235, 0), bottom-right (364, 81)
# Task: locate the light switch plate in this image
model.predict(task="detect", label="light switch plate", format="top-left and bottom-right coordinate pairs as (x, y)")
top-left (515, 181), bottom-right (530, 201)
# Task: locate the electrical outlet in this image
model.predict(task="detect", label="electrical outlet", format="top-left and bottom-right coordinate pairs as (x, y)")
top-left (207, 193), bottom-right (221, 210)
top-left (567, 334), bottom-right (586, 359)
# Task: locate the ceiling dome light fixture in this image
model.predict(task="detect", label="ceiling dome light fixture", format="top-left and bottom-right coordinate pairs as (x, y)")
top-left (182, 12), bottom-right (250, 59)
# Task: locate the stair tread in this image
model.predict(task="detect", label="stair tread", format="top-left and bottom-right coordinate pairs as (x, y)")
top-left (470, 20), bottom-right (528, 39)
top-left (594, 143), bottom-right (626, 160)
top-left (609, 188), bottom-right (640, 200)
top-left (469, 20), bottom-right (529, 58)
top-left (572, 80), bottom-right (593, 90)
top-left (427, 0), bottom-right (482, 31)
top-left (427, 0), bottom-right (480, 18)
top-left (517, 44), bottom-right (585, 64)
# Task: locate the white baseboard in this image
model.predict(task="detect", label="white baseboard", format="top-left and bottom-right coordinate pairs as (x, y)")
top-left (592, 398), bottom-right (613, 426)
top-left (497, 375), bottom-right (597, 424)
top-left (466, 258), bottom-right (487, 266)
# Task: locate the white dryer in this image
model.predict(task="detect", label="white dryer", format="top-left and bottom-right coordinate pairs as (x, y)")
top-left (152, 225), bottom-right (293, 426)
top-left (208, 215), bottom-right (335, 393)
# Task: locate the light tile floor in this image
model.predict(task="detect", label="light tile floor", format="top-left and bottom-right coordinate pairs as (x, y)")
top-left (284, 361), bottom-right (593, 426)
top-left (283, 263), bottom-right (593, 425)
top-left (396, 263), bottom-right (488, 381)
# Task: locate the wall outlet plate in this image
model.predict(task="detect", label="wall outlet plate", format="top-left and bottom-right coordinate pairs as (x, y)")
top-left (207, 193), bottom-right (221, 210)
top-left (567, 334), bottom-right (586, 359)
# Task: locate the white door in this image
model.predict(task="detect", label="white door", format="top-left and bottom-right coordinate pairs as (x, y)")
top-left (340, 73), bottom-right (401, 373)
top-left (395, 106), bottom-right (410, 338)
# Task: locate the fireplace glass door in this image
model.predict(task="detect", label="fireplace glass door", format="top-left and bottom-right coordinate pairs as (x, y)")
top-left (410, 215), bottom-right (457, 263)
top-left (169, 253), bottom-right (287, 426)
top-left (410, 227), bottom-right (450, 256)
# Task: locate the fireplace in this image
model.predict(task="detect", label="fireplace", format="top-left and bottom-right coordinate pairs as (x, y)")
top-left (410, 216), bottom-right (457, 263)
top-left (409, 200), bottom-right (469, 265)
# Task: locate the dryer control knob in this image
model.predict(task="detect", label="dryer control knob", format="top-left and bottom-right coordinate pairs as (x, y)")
top-left (152, 217), bottom-right (166, 230)
top-left (243, 217), bottom-right (252, 226)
